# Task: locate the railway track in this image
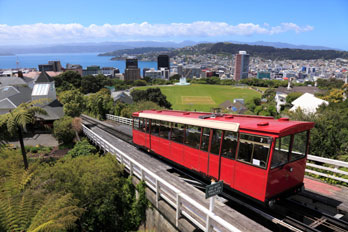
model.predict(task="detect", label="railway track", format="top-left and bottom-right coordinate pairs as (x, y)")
top-left (81, 116), bottom-right (348, 232)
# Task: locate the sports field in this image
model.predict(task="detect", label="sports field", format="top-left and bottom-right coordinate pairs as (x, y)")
top-left (136, 84), bottom-right (262, 112)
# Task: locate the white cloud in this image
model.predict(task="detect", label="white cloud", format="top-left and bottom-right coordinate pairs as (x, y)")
top-left (0, 21), bottom-right (314, 44)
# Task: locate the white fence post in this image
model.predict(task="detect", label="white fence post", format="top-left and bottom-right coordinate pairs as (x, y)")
top-left (176, 193), bottom-right (181, 227)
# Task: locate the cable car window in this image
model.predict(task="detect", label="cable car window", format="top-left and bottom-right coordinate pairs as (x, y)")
top-left (139, 118), bottom-right (147, 133)
top-left (133, 118), bottom-right (140, 130)
top-left (145, 119), bottom-right (150, 134)
top-left (159, 121), bottom-right (171, 139)
top-left (200, 128), bottom-right (210, 152)
top-left (221, 131), bottom-right (238, 159)
top-left (210, 129), bottom-right (222, 155)
top-left (151, 120), bottom-right (160, 136)
top-left (171, 123), bottom-right (185, 144)
top-left (271, 135), bottom-right (291, 169)
top-left (184, 125), bottom-right (201, 149)
top-left (290, 131), bottom-right (308, 162)
top-left (237, 134), bottom-right (272, 169)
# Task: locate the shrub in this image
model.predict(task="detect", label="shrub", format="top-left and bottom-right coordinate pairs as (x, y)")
top-left (67, 139), bottom-right (97, 158)
top-left (53, 116), bottom-right (75, 145)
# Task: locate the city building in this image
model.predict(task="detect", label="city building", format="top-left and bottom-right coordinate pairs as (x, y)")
top-left (65, 64), bottom-right (83, 76)
top-left (177, 64), bottom-right (183, 76)
top-left (158, 55), bottom-right (170, 70)
top-left (124, 58), bottom-right (140, 81)
top-left (233, 51), bottom-right (250, 80)
top-left (143, 68), bottom-right (150, 78)
top-left (183, 65), bottom-right (201, 79)
top-left (126, 58), bottom-right (138, 69)
top-left (38, 61), bottom-right (62, 72)
top-left (145, 68), bottom-right (162, 79)
top-left (82, 65), bottom-right (100, 76)
top-left (257, 72), bottom-right (271, 79)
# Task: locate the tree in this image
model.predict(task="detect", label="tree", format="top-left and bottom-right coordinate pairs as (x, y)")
top-left (54, 71), bottom-right (82, 90)
top-left (36, 153), bottom-right (148, 231)
top-left (0, 149), bottom-right (83, 231)
top-left (120, 101), bottom-right (162, 118)
top-left (67, 138), bottom-right (97, 158)
top-left (59, 89), bottom-right (86, 117)
top-left (134, 79), bottom-right (147, 86)
top-left (286, 92), bottom-right (303, 104)
top-left (0, 101), bottom-right (47, 169)
top-left (53, 116), bottom-right (75, 145)
top-left (85, 89), bottom-right (114, 119)
top-left (80, 74), bottom-right (113, 94)
top-left (323, 88), bottom-right (344, 103)
top-left (131, 88), bottom-right (171, 108)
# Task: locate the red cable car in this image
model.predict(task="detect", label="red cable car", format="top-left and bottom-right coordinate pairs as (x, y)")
top-left (132, 110), bottom-right (314, 205)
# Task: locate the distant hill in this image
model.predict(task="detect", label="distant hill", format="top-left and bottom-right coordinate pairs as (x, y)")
top-left (229, 41), bottom-right (339, 51)
top-left (171, 42), bottom-right (348, 60)
top-left (99, 47), bottom-right (174, 57)
top-left (0, 52), bottom-right (14, 56)
top-left (0, 41), bottom-right (198, 55)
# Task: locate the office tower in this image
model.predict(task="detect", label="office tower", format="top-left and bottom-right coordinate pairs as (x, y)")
top-left (126, 58), bottom-right (138, 69)
top-left (233, 51), bottom-right (250, 81)
top-left (124, 57), bottom-right (140, 81)
top-left (157, 55), bottom-right (170, 70)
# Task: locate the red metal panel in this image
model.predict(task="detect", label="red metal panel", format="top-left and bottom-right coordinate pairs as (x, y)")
top-left (199, 151), bottom-right (209, 175)
top-left (234, 162), bottom-right (268, 202)
top-left (208, 154), bottom-right (220, 179)
top-left (183, 146), bottom-right (200, 171)
top-left (266, 158), bottom-right (306, 199)
top-left (133, 129), bottom-right (144, 147)
top-left (150, 135), bottom-right (161, 154)
top-left (170, 141), bottom-right (184, 165)
top-left (219, 157), bottom-right (235, 187)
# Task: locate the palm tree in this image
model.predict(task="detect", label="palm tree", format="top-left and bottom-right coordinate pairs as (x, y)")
top-left (1, 100), bottom-right (47, 170)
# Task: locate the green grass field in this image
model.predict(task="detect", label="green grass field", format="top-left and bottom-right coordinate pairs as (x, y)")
top-left (135, 84), bottom-right (262, 112)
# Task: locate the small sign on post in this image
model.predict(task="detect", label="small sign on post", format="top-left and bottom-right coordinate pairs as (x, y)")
top-left (205, 181), bottom-right (223, 199)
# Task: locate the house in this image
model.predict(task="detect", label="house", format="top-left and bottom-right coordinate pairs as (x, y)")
top-left (290, 93), bottom-right (328, 114)
top-left (0, 85), bottom-right (32, 114)
top-left (111, 90), bottom-right (133, 104)
top-left (275, 86), bottom-right (325, 112)
top-left (0, 71), bottom-right (64, 124)
top-left (219, 100), bottom-right (248, 114)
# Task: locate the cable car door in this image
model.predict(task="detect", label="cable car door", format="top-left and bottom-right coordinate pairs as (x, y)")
top-left (207, 129), bottom-right (222, 179)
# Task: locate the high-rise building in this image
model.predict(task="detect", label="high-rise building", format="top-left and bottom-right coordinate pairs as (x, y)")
top-left (124, 68), bottom-right (140, 81)
top-left (157, 55), bottom-right (170, 70)
top-left (233, 51), bottom-right (250, 81)
top-left (124, 58), bottom-right (140, 81)
top-left (38, 61), bottom-right (62, 72)
top-left (126, 58), bottom-right (138, 69)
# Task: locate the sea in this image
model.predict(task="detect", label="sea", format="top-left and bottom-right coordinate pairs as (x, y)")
top-left (0, 53), bottom-right (157, 73)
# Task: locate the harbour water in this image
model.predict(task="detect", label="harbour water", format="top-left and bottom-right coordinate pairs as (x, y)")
top-left (0, 53), bottom-right (157, 73)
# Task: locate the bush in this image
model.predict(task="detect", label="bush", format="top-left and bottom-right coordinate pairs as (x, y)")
top-left (67, 139), bottom-right (97, 158)
top-left (53, 116), bottom-right (75, 145)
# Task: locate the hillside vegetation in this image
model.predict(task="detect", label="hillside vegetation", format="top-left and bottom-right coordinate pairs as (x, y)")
top-left (171, 42), bottom-right (348, 60)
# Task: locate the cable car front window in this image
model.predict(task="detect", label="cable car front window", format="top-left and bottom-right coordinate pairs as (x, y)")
top-left (290, 131), bottom-right (308, 161)
top-left (271, 135), bottom-right (291, 169)
top-left (237, 134), bottom-right (272, 169)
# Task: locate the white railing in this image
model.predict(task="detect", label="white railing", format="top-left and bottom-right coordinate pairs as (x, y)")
top-left (82, 124), bottom-right (241, 232)
top-left (106, 114), bottom-right (133, 126)
top-left (104, 114), bottom-right (348, 186)
top-left (306, 155), bottom-right (348, 184)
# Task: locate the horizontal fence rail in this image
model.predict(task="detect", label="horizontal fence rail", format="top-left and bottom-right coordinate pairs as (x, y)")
top-left (105, 114), bottom-right (348, 186)
top-left (82, 124), bottom-right (241, 232)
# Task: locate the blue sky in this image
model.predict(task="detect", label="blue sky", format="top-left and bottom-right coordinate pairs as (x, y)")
top-left (0, 0), bottom-right (347, 50)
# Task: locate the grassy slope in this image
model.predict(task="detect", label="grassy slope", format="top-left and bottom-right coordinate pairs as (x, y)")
top-left (136, 84), bottom-right (262, 112)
